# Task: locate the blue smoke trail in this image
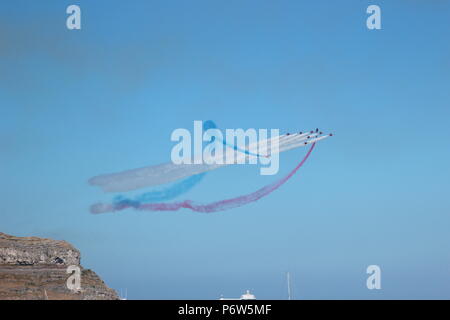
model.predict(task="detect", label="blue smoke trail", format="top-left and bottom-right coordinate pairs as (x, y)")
top-left (203, 120), bottom-right (263, 157)
top-left (113, 121), bottom-right (216, 207)
top-left (112, 120), bottom-right (264, 207)
top-left (113, 173), bottom-right (206, 208)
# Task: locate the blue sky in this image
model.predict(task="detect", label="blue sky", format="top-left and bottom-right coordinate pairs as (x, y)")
top-left (1, 0), bottom-right (450, 299)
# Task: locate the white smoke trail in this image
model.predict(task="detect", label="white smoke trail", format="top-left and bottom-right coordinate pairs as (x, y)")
top-left (89, 131), bottom-right (331, 192)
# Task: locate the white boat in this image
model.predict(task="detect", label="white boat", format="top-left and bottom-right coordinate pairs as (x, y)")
top-left (219, 290), bottom-right (256, 300)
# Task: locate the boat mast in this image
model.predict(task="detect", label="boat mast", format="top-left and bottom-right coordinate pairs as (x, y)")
top-left (287, 272), bottom-right (292, 300)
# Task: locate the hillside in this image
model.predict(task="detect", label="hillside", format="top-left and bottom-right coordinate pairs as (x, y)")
top-left (0, 232), bottom-right (119, 300)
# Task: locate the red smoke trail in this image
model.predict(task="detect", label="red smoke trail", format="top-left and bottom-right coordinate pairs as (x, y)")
top-left (131, 143), bottom-right (316, 213)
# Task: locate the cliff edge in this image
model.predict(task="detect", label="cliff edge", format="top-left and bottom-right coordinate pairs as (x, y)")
top-left (0, 232), bottom-right (119, 300)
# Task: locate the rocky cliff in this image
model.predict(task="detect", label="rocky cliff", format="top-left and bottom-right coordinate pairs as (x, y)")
top-left (0, 232), bottom-right (119, 300)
